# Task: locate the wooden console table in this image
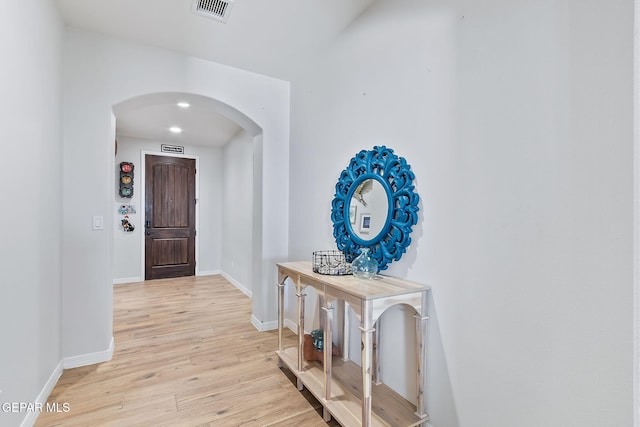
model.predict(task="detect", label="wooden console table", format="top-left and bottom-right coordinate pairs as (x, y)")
top-left (276, 261), bottom-right (430, 427)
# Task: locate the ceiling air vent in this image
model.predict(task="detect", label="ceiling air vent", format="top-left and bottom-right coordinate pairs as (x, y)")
top-left (192, 0), bottom-right (235, 23)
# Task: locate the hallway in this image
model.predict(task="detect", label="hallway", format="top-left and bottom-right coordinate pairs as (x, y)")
top-left (37, 276), bottom-right (337, 426)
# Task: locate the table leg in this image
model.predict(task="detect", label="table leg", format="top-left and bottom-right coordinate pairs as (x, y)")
top-left (414, 296), bottom-right (429, 418)
top-left (277, 281), bottom-right (285, 351)
top-left (323, 407), bottom-right (332, 422)
top-left (322, 304), bottom-right (334, 401)
top-left (276, 280), bottom-right (286, 368)
top-left (342, 301), bottom-right (350, 361)
top-left (360, 301), bottom-right (374, 427)
top-left (373, 325), bottom-right (381, 385)
top-left (297, 289), bottom-right (306, 390)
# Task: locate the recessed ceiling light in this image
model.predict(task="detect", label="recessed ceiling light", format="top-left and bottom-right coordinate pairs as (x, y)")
top-left (177, 102), bottom-right (190, 108)
top-left (169, 126), bottom-right (183, 133)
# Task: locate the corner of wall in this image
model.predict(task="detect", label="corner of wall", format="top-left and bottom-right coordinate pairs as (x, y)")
top-left (63, 337), bottom-right (114, 370)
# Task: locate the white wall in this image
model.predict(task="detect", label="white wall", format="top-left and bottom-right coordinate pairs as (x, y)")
top-left (288, 0), bottom-right (634, 426)
top-left (62, 29), bottom-right (289, 360)
top-left (221, 131), bottom-right (255, 294)
top-left (0, 1), bottom-right (64, 426)
top-left (113, 137), bottom-right (223, 282)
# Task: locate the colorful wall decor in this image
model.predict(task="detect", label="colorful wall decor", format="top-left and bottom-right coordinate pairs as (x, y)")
top-left (119, 162), bottom-right (134, 198)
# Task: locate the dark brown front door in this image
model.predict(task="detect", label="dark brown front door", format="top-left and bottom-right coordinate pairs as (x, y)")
top-left (145, 155), bottom-right (196, 280)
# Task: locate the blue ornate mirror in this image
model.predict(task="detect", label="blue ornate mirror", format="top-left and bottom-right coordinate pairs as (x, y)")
top-left (331, 146), bottom-right (419, 270)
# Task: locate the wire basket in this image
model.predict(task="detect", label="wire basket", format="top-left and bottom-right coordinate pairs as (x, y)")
top-left (312, 250), bottom-right (352, 276)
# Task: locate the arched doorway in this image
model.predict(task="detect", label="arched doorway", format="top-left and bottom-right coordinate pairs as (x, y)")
top-left (112, 91), bottom-right (263, 305)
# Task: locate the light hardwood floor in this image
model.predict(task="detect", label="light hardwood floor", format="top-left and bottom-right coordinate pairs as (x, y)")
top-left (36, 275), bottom-right (339, 427)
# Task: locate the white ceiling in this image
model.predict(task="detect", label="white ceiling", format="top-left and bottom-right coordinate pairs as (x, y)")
top-left (112, 92), bottom-right (246, 147)
top-left (56, 0), bottom-right (374, 148)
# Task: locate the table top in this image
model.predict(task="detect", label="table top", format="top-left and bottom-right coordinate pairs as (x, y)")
top-left (277, 261), bottom-right (429, 301)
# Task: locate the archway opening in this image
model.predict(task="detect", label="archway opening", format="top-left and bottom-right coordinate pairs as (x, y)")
top-left (111, 91), bottom-right (263, 306)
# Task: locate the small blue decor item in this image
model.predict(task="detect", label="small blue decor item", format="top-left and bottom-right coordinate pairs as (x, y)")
top-left (310, 329), bottom-right (324, 351)
top-left (351, 247), bottom-right (378, 280)
top-left (331, 146), bottom-right (420, 270)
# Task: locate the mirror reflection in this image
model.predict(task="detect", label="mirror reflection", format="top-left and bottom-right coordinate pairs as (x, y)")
top-left (348, 178), bottom-right (389, 241)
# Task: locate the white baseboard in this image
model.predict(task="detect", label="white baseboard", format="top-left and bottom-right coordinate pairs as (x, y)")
top-left (282, 320), bottom-right (320, 336)
top-left (20, 360), bottom-right (64, 427)
top-left (113, 276), bottom-right (142, 285)
top-left (221, 272), bottom-right (252, 298)
top-left (63, 337), bottom-right (114, 369)
top-left (251, 315), bottom-right (278, 331)
top-left (115, 271), bottom-right (221, 284)
top-left (197, 269), bottom-right (221, 277)
top-left (252, 318), bottom-right (295, 333)
top-left (284, 318), bottom-right (297, 333)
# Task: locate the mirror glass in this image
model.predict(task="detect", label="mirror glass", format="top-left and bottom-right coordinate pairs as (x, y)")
top-left (347, 178), bottom-right (389, 241)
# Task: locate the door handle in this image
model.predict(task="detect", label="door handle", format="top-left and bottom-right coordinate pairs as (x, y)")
top-left (145, 220), bottom-right (151, 235)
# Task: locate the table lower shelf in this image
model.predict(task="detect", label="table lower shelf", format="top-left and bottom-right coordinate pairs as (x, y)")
top-left (276, 347), bottom-right (428, 427)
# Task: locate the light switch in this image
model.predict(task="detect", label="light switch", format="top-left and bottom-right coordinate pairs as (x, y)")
top-left (92, 215), bottom-right (104, 230)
